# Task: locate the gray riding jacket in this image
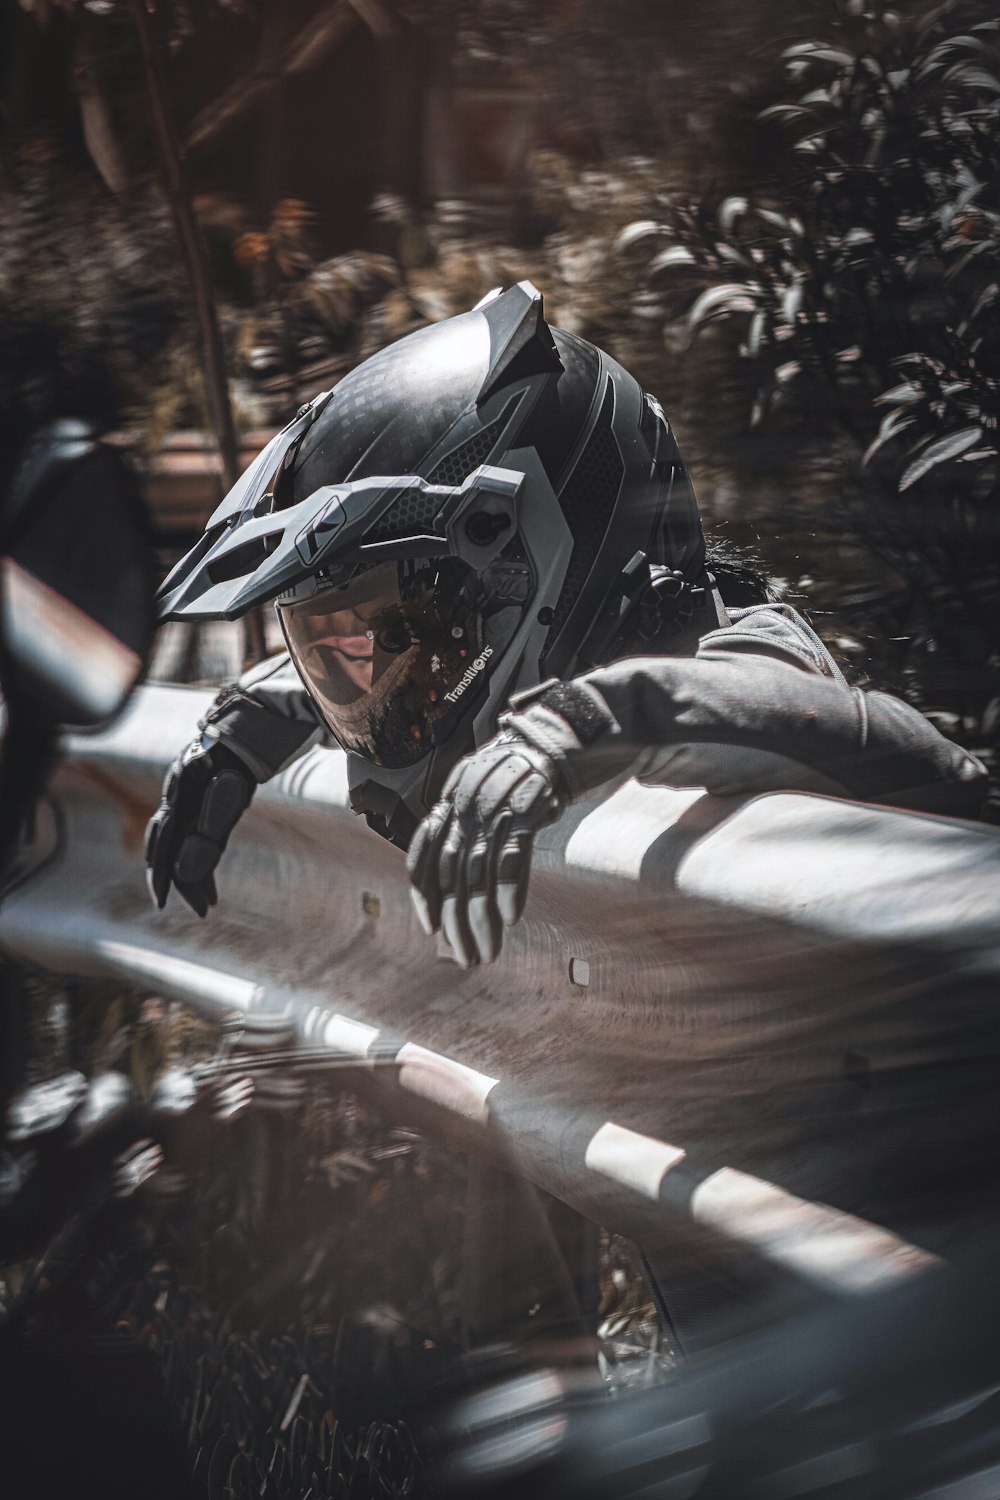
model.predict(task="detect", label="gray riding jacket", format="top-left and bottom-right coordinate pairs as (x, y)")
top-left (202, 603), bottom-right (987, 821)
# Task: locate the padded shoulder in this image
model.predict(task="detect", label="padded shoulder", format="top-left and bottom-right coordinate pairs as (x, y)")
top-left (699, 604), bottom-right (846, 683)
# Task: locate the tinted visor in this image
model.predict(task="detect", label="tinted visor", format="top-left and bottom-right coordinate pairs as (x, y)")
top-left (278, 563), bottom-right (488, 768)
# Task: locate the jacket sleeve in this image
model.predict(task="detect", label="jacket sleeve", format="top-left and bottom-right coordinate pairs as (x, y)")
top-left (197, 652), bottom-right (328, 784)
top-left (563, 605), bottom-right (987, 819)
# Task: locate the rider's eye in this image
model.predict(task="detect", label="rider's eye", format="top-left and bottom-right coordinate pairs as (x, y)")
top-left (374, 617), bottom-right (413, 654)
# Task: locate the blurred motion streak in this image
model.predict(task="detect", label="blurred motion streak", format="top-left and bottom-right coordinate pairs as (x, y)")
top-left (3, 683), bottom-right (998, 1332)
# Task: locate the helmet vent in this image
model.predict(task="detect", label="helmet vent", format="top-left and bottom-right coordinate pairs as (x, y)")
top-left (426, 394), bottom-right (522, 486)
top-left (542, 380), bottom-right (623, 662)
top-left (366, 484), bottom-right (446, 544)
top-left (366, 397), bottom-right (521, 544)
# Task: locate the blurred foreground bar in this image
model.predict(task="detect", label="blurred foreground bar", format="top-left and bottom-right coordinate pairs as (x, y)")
top-left (2, 684), bottom-right (999, 1343)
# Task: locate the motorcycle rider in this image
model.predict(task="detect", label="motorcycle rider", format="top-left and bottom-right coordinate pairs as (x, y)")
top-left (147, 282), bottom-right (987, 962)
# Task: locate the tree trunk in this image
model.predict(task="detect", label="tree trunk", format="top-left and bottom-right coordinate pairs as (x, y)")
top-left (127, 0), bottom-right (239, 493)
top-left (128, 0), bottom-right (270, 663)
top-left (74, 19), bottom-right (130, 196)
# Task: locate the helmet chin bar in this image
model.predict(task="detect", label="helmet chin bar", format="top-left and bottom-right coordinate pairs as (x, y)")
top-left (345, 448), bottom-right (574, 847)
top-left (347, 761), bottom-right (421, 850)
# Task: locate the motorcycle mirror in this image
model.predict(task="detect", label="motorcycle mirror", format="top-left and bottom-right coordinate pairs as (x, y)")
top-left (0, 426), bottom-right (155, 730)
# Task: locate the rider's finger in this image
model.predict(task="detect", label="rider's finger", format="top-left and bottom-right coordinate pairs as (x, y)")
top-left (405, 804), bottom-right (437, 887)
top-left (471, 763), bottom-right (550, 934)
top-left (439, 814), bottom-right (478, 967)
top-left (176, 877), bottom-right (210, 919)
top-left (496, 823), bottom-right (535, 927)
top-left (441, 892), bottom-right (478, 969)
top-left (409, 887), bottom-right (436, 937)
top-left (174, 830), bottom-right (221, 887)
top-left (437, 811), bottom-right (465, 907)
top-left (465, 826), bottom-right (500, 964)
top-left (145, 862), bottom-right (168, 912)
top-left (405, 817), bottom-right (435, 933)
top-left (406, 801), bottom-right (452, 932)
top-left (409, 886), bottom-right (435, 937)
top-left (144, 807), bottom-right (174, 910)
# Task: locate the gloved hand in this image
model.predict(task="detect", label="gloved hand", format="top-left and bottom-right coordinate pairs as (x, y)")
top-left (145, 736), bottom-right (256, 917)
top-left (145, 682), bottom-right (322, 918)
top-left (406, 679), bottom-right (617, 967)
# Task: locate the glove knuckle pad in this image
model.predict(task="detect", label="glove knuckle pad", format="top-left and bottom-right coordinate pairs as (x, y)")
top-left (473, 758), bottom-right (530, 823)
top-left (507, 772), bottom-right (548, 818)
top-left (198, 770), bottom-right (252, 839)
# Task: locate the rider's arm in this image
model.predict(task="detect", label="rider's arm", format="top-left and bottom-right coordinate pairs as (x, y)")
top-left (200, 652), bottom-right (326, 782)
top-left (406, 604), bottom-right (988, 966)
top-left (567, 605), bottom-right (986, 817)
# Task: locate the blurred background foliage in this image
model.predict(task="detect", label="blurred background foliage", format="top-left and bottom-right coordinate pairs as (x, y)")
top-left (0, 0), bottom-right (998, 757)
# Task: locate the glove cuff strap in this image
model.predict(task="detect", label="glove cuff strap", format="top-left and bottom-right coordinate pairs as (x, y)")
top-left (503, 679), bottom-right (616, 746)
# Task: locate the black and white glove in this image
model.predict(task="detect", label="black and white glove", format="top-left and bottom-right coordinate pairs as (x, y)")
top-left (145, 736), bottom-right (256, 917)
top-left (406, 680), bottom-right (617, 967)
top-left (145, 689), bottom-right (317, 917)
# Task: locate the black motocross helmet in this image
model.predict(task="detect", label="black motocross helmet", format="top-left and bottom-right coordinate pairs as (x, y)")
top-left (158, 282), bottom-right (708, 842)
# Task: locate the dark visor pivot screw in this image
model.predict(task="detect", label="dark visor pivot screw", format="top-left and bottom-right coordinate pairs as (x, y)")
top-left (464, 511), bottom-right (512, 546)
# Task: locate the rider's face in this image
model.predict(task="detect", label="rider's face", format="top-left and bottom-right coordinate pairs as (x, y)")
top-left (290, 587), bottom-right (422, 703)
top-left (298, 599), bottom-right (379, 699)
top-left (279, 563), bottom-right (487, 770)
